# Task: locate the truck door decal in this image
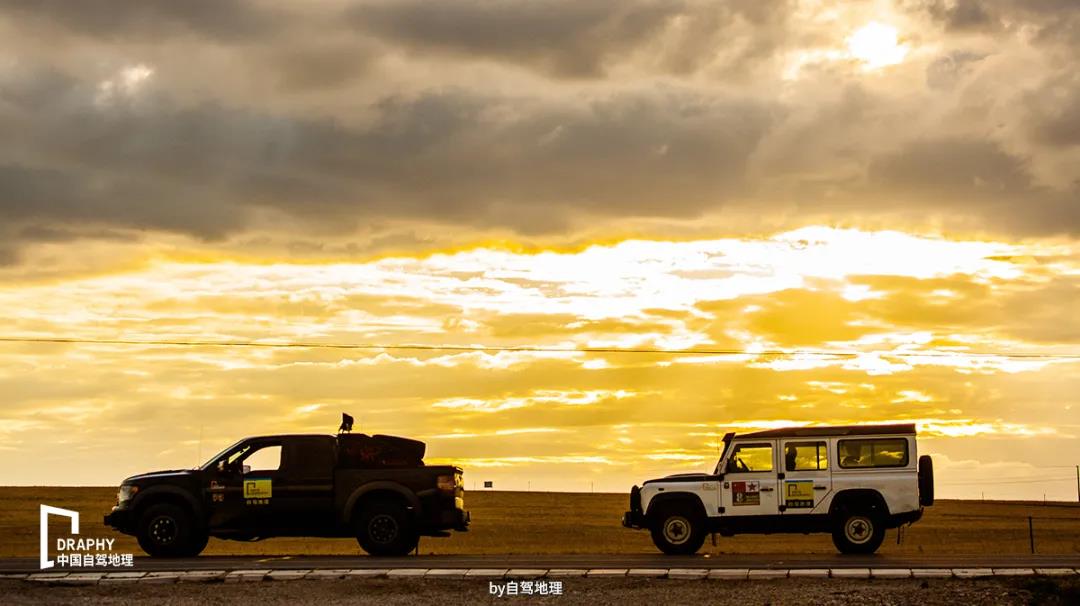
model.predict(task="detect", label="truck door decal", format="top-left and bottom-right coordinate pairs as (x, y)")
top-left (243, 478), bottom-right (272, 505)
top-left (784, 480), bottom-right (814, 508)
top-left (732, 481), bottom-right (760, 506)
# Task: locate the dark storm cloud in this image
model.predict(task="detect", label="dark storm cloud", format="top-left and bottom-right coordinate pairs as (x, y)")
top-left (914, 0), bottom-right (1080, 38)
top-left (0, 0), bottom-right (1078, 264)
top-left (1023, 73), bottom-right (1080, 149)
top-left (865, 138), bottom-right (1080, 231)
top-left (0, 0), bottom-right (283, 41)
top-left (352, 0), bottom-right (686, 77)
top-left (917, 0), bottom-right (996, 31)
top-left (351, 0), bottom-right (796, 78)
top-left (0, 61), bottom-right (774, 251)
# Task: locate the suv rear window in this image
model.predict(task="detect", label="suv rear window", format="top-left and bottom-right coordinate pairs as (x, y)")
top-left (837, 438), bottom-right (908, 468)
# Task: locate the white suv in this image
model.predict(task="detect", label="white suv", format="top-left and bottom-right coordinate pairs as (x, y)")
top-left (622, 424), bottom-right (934, 555)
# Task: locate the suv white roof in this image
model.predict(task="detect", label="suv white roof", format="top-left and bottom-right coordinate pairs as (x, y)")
top-left (736, 423), bottom-right (916, 439)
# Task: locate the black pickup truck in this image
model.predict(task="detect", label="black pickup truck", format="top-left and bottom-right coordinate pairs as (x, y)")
top-left (104, 432), bottom-right (469, 557)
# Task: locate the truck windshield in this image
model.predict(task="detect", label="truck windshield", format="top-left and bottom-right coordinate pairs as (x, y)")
top-left (198, 439), bottom-right (246, 470)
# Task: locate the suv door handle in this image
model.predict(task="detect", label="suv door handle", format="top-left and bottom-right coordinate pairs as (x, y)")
top-left (760, 487), bottom-right (774, 492)
top-left (814, 486), bottom-right (827, 490)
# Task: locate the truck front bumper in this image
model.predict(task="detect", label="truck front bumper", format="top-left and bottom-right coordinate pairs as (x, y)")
top-left (104, 505), bottom-right (136, 535)
top-left (622, 510), bottom-right (645, 529)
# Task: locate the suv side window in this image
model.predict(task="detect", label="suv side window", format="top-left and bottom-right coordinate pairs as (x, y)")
top-left (784, 441), bottom-right (827, 471)
top-left (726, 443), bottom-right (774, 473)
top-left (837, 438), bottom-right (908, 468)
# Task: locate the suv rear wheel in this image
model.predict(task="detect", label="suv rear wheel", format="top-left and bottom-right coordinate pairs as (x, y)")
top-left (136, 503), bottom-right (208, 557)
top-left (355, 501), bottom-right (419, 556)
top-left (831, 509), bottom-right (885, 554)
top-left (649, 502), bottom-right (707, 555)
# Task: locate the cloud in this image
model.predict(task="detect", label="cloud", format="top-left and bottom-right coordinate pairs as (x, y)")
top-left (352, 0), bottom-right (687, 78)
top-left (0, 0), bottom-right (1077, 267)
top-left (0, 0), bottom-right (284, 41)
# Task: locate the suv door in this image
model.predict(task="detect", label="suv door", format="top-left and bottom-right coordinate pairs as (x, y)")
top-left (720, 440), bottom-right (780, 517)
top-left (779, 439), bottom-right (831, 515)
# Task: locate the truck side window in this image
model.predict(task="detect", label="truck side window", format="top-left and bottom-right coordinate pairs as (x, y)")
top-left (243, 445), bottom-right (282, 473)
top-left (785, 441), bottom-right (827, 471)
top-left (726, 443), bottom-right (773, 473)
top-left (837, 438), bottom-right (908, 468)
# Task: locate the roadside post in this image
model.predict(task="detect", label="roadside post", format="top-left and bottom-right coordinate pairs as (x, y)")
top-left (1027, 516), bottom-right (1035, 554)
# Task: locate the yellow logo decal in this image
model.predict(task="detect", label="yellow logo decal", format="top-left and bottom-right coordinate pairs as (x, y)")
top-left (243, 478), bottom-right (272, 500)
top-left (784, 480), bottom-right (814, 508)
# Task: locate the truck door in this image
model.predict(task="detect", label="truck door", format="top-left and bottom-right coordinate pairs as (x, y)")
top-left (203, 439), bottom-right (282, 532)
top-left (779, 439), bottom-right (831, 514)
top-left (720, 440), bottom-right (780, 517)
top-left (268, 436), bottom-right (337, 534)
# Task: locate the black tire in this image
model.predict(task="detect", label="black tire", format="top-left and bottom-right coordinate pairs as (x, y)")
top-left (831, 509), bottom-right (885, 554)
top-left (136, 503), bottom-right (204, 557)
top-left (355, 501), bottom-right (419, 557)
top-left (649, 503), bottom-right (707, 555)
top-left (918, 455), bottom-right (935, 506)
top-left (185, 531), bottom-right (210, 557)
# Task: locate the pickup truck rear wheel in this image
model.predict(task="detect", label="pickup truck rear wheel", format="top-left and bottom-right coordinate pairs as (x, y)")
top-left (831, 510), bottom-right (885, 554)
top-left (136, 503), bottom-right (205, 557)
top-left (356, 501), bottom-right (419, 557)
top-left (649, 503), bottom-right (707, 555)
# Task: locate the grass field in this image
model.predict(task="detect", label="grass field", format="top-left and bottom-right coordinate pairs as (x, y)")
top-left (3, 487), bottom-right (1079, 558)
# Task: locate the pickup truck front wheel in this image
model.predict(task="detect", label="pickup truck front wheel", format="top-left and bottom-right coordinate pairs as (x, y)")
top-left (831, 510), bottom-right (885, 554)
top-left (649, 503), bottom-right (707, 555)
top-left (356, 501), bottom-right (419, 557)
top-left (136, 503), bottom-right (208, 558)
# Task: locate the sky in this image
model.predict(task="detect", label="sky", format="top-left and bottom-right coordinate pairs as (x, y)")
top-left (0, 0), bottom-right (1078, 499)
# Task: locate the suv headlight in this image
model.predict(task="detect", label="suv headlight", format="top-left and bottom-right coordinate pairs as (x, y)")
top-left (118, 484), bottom-right (139, 504)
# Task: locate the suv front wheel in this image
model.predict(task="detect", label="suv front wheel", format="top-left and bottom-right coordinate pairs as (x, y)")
top-left (649, 503), bottom-right (707, 555)
top-left (831, 510), bottom-right (885, 554)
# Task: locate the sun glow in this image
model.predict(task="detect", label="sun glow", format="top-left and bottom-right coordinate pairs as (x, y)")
top-left (847, 22), bottom-right (907, 69)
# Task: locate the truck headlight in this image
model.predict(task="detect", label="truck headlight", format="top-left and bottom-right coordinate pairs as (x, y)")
top-left (118, 484), bottom-right (139, 504)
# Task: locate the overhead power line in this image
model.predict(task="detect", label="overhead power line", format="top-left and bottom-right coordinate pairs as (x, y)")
top-left (0, 336), bottom-right (1078, 359)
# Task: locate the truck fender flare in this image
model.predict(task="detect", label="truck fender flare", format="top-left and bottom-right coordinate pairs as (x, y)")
top-left (130, 485), bottom-right (204, 521)
top-left (644, 492), bottom-right (708, 521)
top-left (343, 481), bottom-right (422, 524)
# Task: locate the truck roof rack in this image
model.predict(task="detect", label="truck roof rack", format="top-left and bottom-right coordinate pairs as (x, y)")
top-left (737, 423), bottom-right (916, 439)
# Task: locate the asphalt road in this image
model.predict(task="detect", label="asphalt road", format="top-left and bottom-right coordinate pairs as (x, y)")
top-left (3, 553), bottom-right (1079, 573)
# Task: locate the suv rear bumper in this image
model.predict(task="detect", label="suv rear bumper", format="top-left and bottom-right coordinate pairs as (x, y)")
top-left (889, 507), bottom-right (923, 527)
